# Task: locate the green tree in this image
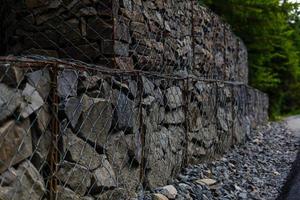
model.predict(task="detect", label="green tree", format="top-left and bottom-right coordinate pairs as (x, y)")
top-left (201, 0), bottom-right (300, 118)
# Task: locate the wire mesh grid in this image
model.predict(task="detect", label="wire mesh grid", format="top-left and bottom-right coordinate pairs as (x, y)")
top-left (0, 0), bottom-right (268, 199)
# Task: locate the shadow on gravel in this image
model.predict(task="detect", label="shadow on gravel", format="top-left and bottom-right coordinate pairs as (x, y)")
top-left (277, 148), bottom-right (300, 200)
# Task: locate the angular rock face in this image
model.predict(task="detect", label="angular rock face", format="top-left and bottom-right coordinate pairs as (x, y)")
top-left (0, 119), bottom-right (32, 173)
top-left (0, 160), bottom-right (46, 200)
top-left (62, 129), bottom-right (105, 170)
top-left (145, 126), bottom-right (185, 188)
top-left (20, 83), bottom-right (44, 118)
top-left (58, 69), bottom-right (78, 98)
top-left (57, 161), bottom-right (92, 196)
top-left (0, 83), bottom-right (22, 122)
top-left (114, 91), bottom-right (135, 130)
top-left (0, 65), bottom-right (25, 87)
top-left (77, 95), bottom-right (112, 146)
top-left (26, 69), bottom-right (50, 100)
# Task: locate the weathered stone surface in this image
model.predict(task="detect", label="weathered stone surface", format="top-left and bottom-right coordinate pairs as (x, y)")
top-left (20, 83), bottom-right (44, 118)
top-left (62, 129), bottom-right (104, 170)
top-left (114, 92), bottom-right (135, 129)
top-left (57, 161), bottom-right (92, 196)
top-left (77, 94), bottom-right (112, 146)
top-left (65, 97), bottom-right (83, 128)
top-left (56, 186), bottom-right (81, 200)
top-left (142, 76), bottom-right (155, 95)
top-left (32, 129), bottom-right (51, 168)
top-left (58, 69), bottom-right (78, 98)
top-left (156, 185), bottom-right (178, 199)
top-left (26, 69), bottom-right (50, 99)
top-left (165, 86), bottom-right (183, 109)
top-left (0, 65), bottom-right (25, 87)
top-left (164, 109), bottom-right (185, 124)
top-left (0, 119), bottom-right (32, 173)
top-left (145, 126), bottom-right (185, 188)
top-left (0, 84), bottom-right (22, 122)
top-left (152, 193), bottom-right (169, 200)
top-left (36, 105), bottom-right (51, 132)
top-left (0, 160), bottom-right (46, 200)
top-left (0, 168), bottom-right (17, 186)
top-left (92, 158), bottom-right (117, 189)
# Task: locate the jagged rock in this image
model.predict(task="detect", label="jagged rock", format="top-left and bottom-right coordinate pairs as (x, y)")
top-left (57, 161), bottom-right (92, 196)
top-left (188, 103), bottom-right (202, 132)
top-left (165, 86), bottom-right (183, 109)
top-left (114, 92), bottom-right (135, 129)
top-left (65, 97), bottom-right (83, 128)
top-left (0, 83), bottom-right (22, 122)
top-left (36, 105), bottom-right (51, 132)
top-left (152, 193), bottom-right (169, 200)
top-left (32, 130), bottom-right (51, 168)
top-left (0, 119), bottom-right (32, 173)
top-left (92, 158), bottom-right (117, 190)
top-left (142, 76), bottom-right (155, 95)
top-left (20, 83), bottom-right (44, 118)
top-left (56, 186), bottom-right (81, 200)
top-left (0, 160), bottom-right (46, 200)
top-left (156, 185), bottom-right (178, 199)
top-left (164, 109), bottom-right (185, 124)
top-left (145, 126), bottom-right (185, 188)
top-left (57, 69), bottom-right (78, 98)
top-left (62, 129), bottom-right (104, 170)
top-left (77, 94), bottom-right (112, 146)
top-left (26, 69), bottom-right (50, 99)
top-left (0, 65), bottom-right (25, 87)
top-left (217, 108), bottom-right (229, 131)
top-left (0, 168), bottom-right (17, 186)
top-left (142, 96), bottom-right (156, 105)
top-left (195, 178), bottom-right (217, 186)
top-left (94, 188), bottom-right (130, 200)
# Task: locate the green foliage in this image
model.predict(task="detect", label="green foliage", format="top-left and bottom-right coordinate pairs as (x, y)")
top-left (201, 0), bottom-right (300, 118)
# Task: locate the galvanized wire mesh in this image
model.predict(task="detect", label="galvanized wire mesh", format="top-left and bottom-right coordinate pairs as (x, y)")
top-left (0, 0), bottom-right (268, 199)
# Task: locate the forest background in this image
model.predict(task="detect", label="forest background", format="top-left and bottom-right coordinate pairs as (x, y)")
top-left (201, 0), bottom-right (300, 119)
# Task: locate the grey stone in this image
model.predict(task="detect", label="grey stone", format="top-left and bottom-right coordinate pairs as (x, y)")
top-left (114, 92), bottom-right (135, 129)
top-left (0, 160), bottom-right (46, 200)
top-left (77, 94), bottom-right (112, 146)
top-left (142, 76), bottom-right (155, 95)
top-left (0, 65), bottom-right (25, 87)
top-left (164, 108), bottom-right (185, 124)
top-left (57, 161), bottom-right (91, 196)
top-left (56, 186), bottom-right (81, 200)
top-left (33, 130), bottom-right (51, 167)
top-left (26, 69), bottom-right (50, 99)
top-left (0, 83), bottom-right (22, 122)
top-left (58, 69), bottom-right (78, 98)
top-left (156, 185), bottom-right (178, 199)
top-left (36, 105), bottom-right (51, 132)
top-left (165, 86), bottom-right (183, 109)
top-left (145, 126), bottom-right (185, 188)
top-left (142, 96), bottom-right (156, 106)
top-left (65, 97), bottom-right (83, 128)
top-left (62, 129), bottom-right (104, 170)
top-left (0, 119), bottom-right (32, 173)
top-left (20, 83), bottom-right (44, 118)
top-left (92, 157), bottom-right (116, 189)
top-left (0, 168), bottom-right (17, 186)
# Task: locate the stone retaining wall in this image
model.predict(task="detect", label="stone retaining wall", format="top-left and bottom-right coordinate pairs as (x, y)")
top-left (2, 0), bottom-right (247, 83)
top-left (0, 59), bottom-right (268, 199)
top-left (0, 0), bottom-right (268, 199)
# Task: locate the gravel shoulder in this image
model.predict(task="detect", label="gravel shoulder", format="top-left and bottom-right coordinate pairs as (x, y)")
top-left (171, 122), bottom-right (299, 200)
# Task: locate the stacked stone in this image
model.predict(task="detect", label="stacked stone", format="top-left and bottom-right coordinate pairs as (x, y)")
top-left (3, 0), bottom-right (248, 83)
top-left (0, 60), bottom-right (268, 199)
top-left (2, 0), bottom-right (116, 64)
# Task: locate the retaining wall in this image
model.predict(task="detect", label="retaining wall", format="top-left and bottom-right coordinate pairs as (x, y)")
top-left (0, 0), bottom-right (268, 199)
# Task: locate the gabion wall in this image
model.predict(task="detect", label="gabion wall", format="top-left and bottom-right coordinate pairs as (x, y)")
top-left (0, 0), bottom-right (268, 199)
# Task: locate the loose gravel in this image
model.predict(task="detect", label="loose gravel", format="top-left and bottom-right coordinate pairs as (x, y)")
top-left (172, 122), bottom-right (299, 200)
